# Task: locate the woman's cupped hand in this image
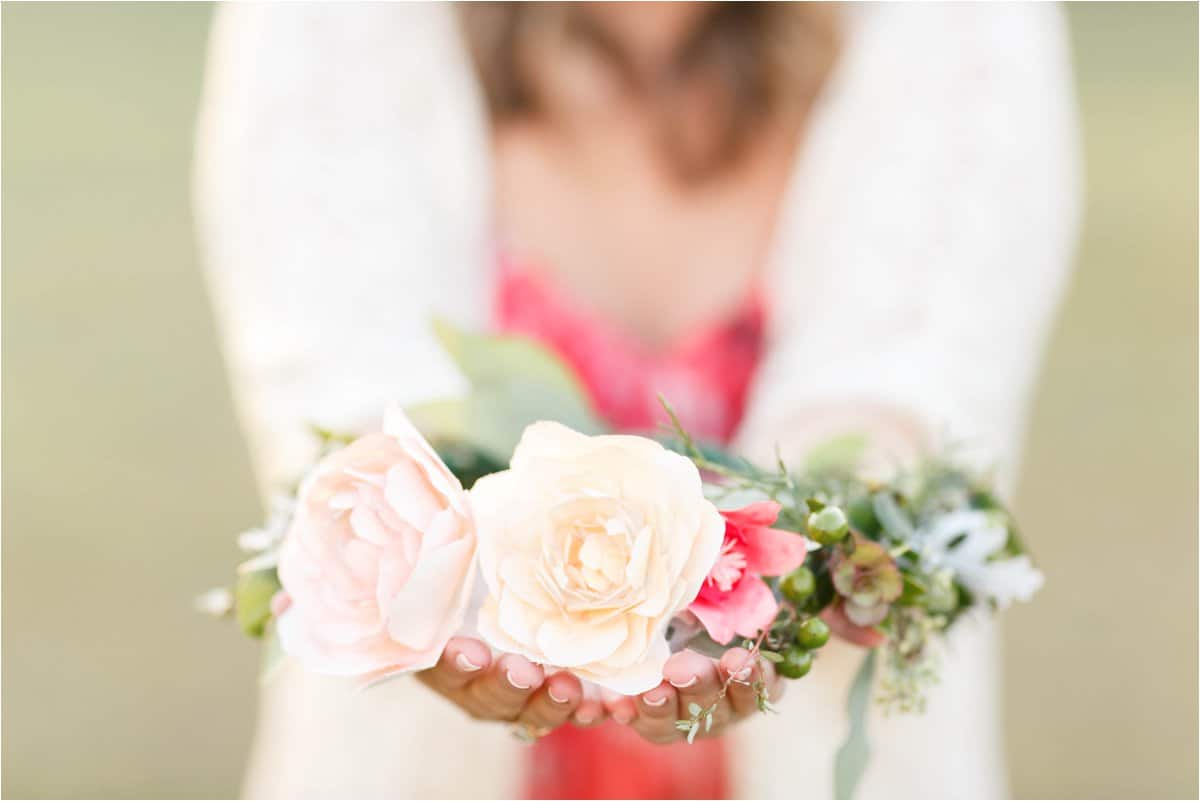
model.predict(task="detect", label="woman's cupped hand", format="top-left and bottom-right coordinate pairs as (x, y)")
top-left (418, 637), bottom-right (784, 744)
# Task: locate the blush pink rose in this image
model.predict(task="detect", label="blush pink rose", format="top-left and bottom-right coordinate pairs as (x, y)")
top-left (688, 501), bottom-right (807, 645)
top-left (276, 407), bottom-right (476, 681)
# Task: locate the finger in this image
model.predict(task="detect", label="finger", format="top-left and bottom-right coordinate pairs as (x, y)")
top-left (519, 671), bottom-right (583, 729)
top-left (465, 653), bottom-right (544, 721)
top-left (822, 604), bottom-right (887, 648)
top-left (571, 698), bottom-right (608, 728)
top-left (632, 682), bottom-right (680, 744)
top-left (721, 648), bottom-right (764, 718)
top-left (663, 650), bottom-right (721, 725)
top-left (418, 637), bottom-right (491, 692)
top-left (605, 694), bottom-right (638, 726)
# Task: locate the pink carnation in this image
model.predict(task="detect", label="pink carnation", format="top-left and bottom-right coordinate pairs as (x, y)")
top-left (687, 501), bottom-right (808, 645)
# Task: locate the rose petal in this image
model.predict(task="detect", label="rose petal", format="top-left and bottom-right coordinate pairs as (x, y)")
top-left (276, 609), bottom-right (391, 676)
top-left (688, 597), bottom-right (736, 645)
top-left (498, 591), bottom-right (542, 644)
top-left (384, 538), bottom-right (473, 650)
top-left (720, 501), bottom-right (782, 530)
top-left (689, 575), bottom-right (779, 645)
top-left (500, 556), bottom-right (557, 611)
top-left (537, 615), bottom-right (627, 667)
top-left (384, 460), bottom-right (441, 531)
top-left (739, 525), bottom-right (808, 577)
top-left (509, 421), bottom-right (592, 471)
top-left (383, 406), bottom-right (469, 517)
top-left (348, 504), bottom-right (392, 548)
top-left (673, 503), bottom-right (727, 609)
top-left (578, 636), bottom-right (671, 695)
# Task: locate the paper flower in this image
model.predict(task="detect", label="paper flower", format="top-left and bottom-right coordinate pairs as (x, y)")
top-left (917, 510), bottom-right (1044, 609)
top-left (275, 408), bottom-right (477, 682)
top-left (470, 422), bottom-right (724, 694)
top-left (688, 501), bottom-right (808, 645)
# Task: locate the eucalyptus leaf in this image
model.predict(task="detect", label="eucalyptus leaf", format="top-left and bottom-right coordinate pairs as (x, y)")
top-left (834, 650), bottom-right (877, 800)
top-left (675, 632), bottom-right (730, 660)
top-left (408, 320), bottom-right (604, 461)
top-left (804, 433), bottom-right (869, 474)
top-left (846, 496), bottom-right (881, 538)
top-left (873, 492), bottom-right (915, 541)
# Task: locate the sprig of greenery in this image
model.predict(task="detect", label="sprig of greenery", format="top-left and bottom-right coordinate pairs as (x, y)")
top-left (674, 626), bottom-right (778, 743)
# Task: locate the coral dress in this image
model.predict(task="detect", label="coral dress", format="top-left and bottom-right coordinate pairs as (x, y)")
top-left (495, 258), bottom-right (768, 800)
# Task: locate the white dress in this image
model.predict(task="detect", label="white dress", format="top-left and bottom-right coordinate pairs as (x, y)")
top-left (195, 3), bottom-right (1080, 798)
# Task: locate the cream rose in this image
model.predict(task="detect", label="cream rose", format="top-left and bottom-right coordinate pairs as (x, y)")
top-left (276, 408), bottom-right (476, 682)
top-left (470, 422), bottom-right (724, 694)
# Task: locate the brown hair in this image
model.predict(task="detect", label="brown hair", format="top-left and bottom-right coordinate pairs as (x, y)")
top-left (458, 3), bottom-right (841, 181)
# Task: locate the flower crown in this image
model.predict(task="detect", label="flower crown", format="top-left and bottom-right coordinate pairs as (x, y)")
top-left (200, 321), bottom-right (1042, 798)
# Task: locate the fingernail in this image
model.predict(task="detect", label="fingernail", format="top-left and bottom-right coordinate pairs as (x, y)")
top-left (668, 675), bottom-right (698, 689)
top-left (612, 708), bottom-right (634, 725)
top-left (731, 665), bottom-right (752, 681)
top-left (455, 654), bottom-right (482, 672)
top-left (506, 670), bottom-right (532, 690)
top-left (642, 691), bottom-right (669, 707)
top-left (548, 686), bottom-right (569, 704)
top-left (574, 711), bottom-right (594, 725)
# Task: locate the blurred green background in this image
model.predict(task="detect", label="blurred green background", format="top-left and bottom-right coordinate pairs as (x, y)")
top-left (2, 3), bottom-right (1196, 798)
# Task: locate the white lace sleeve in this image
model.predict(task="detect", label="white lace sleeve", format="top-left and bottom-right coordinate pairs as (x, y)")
top-left (738, 3), bottom-right (1082, 495)
top-left (737, 9), bottom-right (1079, 793)
top-left (194, 7), bottom-right (525, 799)
top-left (193, 3), bottom-right (492, 493)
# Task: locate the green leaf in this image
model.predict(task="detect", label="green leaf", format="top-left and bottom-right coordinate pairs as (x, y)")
top-left (804, 433), bottom-right (869, 474)
top-left (235, 568), bottom-right (281, 638)
top-left (687, 702), bottom-right (703, 717)
top-left (759, 650), bottom-right (784, 663)
top-left (432, 441), bottom-right (507, 489)
top-left (834, 650), bottom-right (877, 800)
top-left (846, 496), bottom-right (881, 538)
top-left (407, 320), bottom-right (605, 462)
top-left (898, 573), bottom-right (929, 605)
top-left (672, 632), bottom-right (728, 660)
top-left (872, 493), bottom-right (914, 541)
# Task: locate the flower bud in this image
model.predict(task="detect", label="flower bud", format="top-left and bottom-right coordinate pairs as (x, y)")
top-left (807, 506), bottom-right (850, 545)
top-left (777, 646), bottom-right (814, 679)
top-left (796, 617), bottom-right (831, 649)
top-left (780, 566), bottom-right (816, 603)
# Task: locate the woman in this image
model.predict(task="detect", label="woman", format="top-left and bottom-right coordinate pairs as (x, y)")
top-left (195, 3), bottom-right (1079, 798)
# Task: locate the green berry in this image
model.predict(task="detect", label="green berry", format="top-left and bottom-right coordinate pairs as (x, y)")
top-left (780, 566), bottom-right (816, 603)
top-left (796, 617), bottom-right (831, 649)
top-left (777, 646), bottom-right (814, 679)
top-left (808, 506), bottom-right (850, 545)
